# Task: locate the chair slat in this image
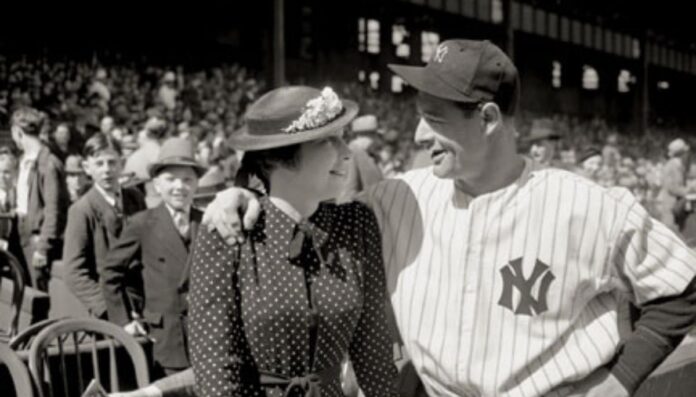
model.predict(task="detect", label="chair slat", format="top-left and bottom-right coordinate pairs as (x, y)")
top-left (58, 336), bottom-right (70, 397)
top-left (73, 332), bottom-right (85, 392)
top-left (91, 334), bottom-right (101, 386)
top-left (109, 338), bottom-right (119, 392)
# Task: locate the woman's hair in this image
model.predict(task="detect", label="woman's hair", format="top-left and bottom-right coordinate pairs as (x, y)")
top-left (235, 144), bottom-right (302, 192)
top-left (83, 133), bottom-right (122, 158)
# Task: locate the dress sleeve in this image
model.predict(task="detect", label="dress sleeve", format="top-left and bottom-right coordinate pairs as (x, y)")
top-left (348, 204), bottom-right (398, 397)
top-left (189, 228), bottom-right (261, 397)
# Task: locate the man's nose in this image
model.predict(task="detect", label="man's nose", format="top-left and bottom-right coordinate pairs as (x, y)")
top-left (414, 118), bottom-right (435, 146)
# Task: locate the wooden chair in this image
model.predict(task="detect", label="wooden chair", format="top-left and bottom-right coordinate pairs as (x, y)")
top-left (0, 250), bottom-right (27, 341)
top-left (28, 318), bottom-right (150, 397)
top-left (9, 317), bottom-right (64, 351)
top-left (0, 342), bottom-right (34, 397)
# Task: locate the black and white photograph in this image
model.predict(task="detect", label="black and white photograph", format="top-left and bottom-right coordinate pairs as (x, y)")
top-left (0, 1), bottom-right (695, 396)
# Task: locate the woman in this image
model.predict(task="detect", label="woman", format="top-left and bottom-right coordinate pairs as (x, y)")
top-left (189, 86), bottom-right (398, 397)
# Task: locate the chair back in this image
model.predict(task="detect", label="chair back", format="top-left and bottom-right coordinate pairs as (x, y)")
top-left (28, 318), bottom-right (150, 397)
top-left (0, 342), bottom-right (34, 397)
top-left (0, 250), bottom-right (27, 339)
top-left (9, 317), bottom-right (64, 351)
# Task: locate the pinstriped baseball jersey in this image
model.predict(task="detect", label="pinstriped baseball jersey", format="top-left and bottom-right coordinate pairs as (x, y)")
top-left (363, 158), bottom-right (696, 397)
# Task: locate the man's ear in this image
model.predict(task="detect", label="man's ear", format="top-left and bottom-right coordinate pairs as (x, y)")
top-left (480, 102), bottom-right (502, 136)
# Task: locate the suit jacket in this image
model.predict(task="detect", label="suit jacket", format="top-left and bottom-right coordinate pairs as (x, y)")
top-left (22, 146), bottom-right (70, 258)
top-left (102, 203), bottom-right (201, 368)
top-left (62, 186), bottom-right (147, 318)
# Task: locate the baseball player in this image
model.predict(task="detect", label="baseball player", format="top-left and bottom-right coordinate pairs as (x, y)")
top-left (204, 40), bottom-right (696, 396)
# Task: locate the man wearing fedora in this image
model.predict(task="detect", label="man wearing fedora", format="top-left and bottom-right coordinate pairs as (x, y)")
top-left (525, 118), bottom-right (561, 168)
top-left (102, 137), bottom-right (205, 379)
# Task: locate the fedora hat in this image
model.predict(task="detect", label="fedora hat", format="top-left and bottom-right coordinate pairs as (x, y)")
top-left (230, 86), bottom-right (359, 151)
top-left (148, 137), bottom-right (206, 178)
top-left (523, 118), bottom-right (560, 143)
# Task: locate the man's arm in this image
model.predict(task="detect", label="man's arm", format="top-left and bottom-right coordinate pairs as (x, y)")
top-left (202, 182), bottom-right (380, 244)
top-left (63, 204), bottom-right (107, 317)
top-left (101, 217), bottom-right (144, 326)
top-left (604, 190), bottom-right (696, 393)
top-left (36, 156), bottom-right (69, 256)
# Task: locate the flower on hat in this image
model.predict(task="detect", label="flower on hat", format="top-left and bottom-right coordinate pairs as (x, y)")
top-left (284, 87), bottom-right (344, 134)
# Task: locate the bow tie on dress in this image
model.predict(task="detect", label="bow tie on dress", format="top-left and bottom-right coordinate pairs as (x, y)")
top-left (287, 220), bottom-right (329, 263)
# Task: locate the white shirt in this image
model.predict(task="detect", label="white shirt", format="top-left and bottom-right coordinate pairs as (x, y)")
top-left (363, 160), bottom-right (696, 396)
top-left (94, 184), bottom-right (122, 210)
top-left (16, 153), bottom-right (38, 216)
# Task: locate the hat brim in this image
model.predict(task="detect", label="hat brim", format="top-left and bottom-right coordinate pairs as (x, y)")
top-left (388, 64), bottom-right (479, 103)
top-left (148, 160), bottom-right (207, 178)
top-left (229, 100), bottom-right (360, 151)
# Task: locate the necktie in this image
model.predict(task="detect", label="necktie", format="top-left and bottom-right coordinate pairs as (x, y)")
top-left (173, 210), bottom-right (190, 239)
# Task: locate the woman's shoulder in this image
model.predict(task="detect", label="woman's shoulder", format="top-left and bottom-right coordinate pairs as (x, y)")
top-left (193, 226), bottom-right (241, 260)
top-left (321, 200), bottom-right (378, 234)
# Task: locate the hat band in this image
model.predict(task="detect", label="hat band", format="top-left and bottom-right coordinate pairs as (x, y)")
top-left (156, 156), bottom-right (200, 165)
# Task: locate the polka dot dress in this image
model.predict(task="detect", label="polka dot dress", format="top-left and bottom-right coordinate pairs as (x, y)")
top-left (188, 197), bottom-right (398, 397)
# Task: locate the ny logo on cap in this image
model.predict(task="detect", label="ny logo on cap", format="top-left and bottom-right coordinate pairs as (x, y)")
top-left (433, 44), bottom-right (449, 63)
top-left (498, 258), bottom-right (555, 316)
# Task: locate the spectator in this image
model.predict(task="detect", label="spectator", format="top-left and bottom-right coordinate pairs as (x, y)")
top-left (577, 146), bottom-right (603, 182)
top-left (0, 147), bottom-right (26, 269)
top-left (602, 132), bottom-right (621, 169)
top-left (158, 71), bottom-right (178, 111)
top-left (64, 154), bottom-right (89, 203)
top-left (123, 114), bottom-right (167, 181)
top-left (524, 118), bottom-right (560, 167)
top-left (63, 134), bottom-right (147, 320)
top-left (657, 138), bottom-right (690, 231)
top-left (102, 138), bottom-right (204, 379)
top-left (11, 107), bottom-right (70, 291)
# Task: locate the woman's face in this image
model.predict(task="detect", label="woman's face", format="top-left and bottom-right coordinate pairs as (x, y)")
top-left (288, 134), bottom-right (352, 201)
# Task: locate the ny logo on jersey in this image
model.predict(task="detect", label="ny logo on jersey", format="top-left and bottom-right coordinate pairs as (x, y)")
top-left (433, 44), bottom-right (449, 63)
top-left (498, 258), bottom-right (555, 316)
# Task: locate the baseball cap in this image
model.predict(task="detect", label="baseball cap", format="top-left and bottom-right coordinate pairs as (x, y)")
top-left (389, 39), bottom-right (518, 105)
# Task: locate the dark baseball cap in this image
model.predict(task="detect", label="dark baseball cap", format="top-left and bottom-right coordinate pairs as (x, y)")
top-left (389, 39), bottom-right (518, 104)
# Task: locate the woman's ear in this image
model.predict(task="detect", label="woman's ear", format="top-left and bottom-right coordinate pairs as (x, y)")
top-left (480, 102), bottom-right (502, 136)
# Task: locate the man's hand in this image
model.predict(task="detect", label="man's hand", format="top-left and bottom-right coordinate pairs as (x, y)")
top-left (202, 187), bottom-right (261, 245)
top-left (124, 320), bottom-right (147, 336)
top-left (564, 367), bottom-right (629, 397)
top-left (32, 251), bottom-right (48, 268)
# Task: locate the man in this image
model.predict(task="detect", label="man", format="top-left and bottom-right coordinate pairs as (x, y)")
top-left (576, 146), bottom-right (603, 182)
top-left (64, 155), bottom-right (89, 203)
top-left (340, 114), bottom-right (384, 202)
top-left (102, 138), bottom-right (204, 379)
top-left (63, 134), bottom-right (146, 320)
top-left (657, 138), bottom-right (690, 231)
top-left (123, 114), bottom-right (167, 181)
top-left (525, 118), bottom-right (560, 168)
top-left (158, 71), bottom-right (178, 111)
top-left (0, 147), bottom-right (26, 271)
top-left (204, 40), bottom-right (696, 396)
top-left (11, 107), bottom-right (70, 291)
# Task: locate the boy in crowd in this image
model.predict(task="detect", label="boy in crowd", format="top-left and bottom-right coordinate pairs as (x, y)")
top-left (63, 133), bottom-right (147, 319)
top-left (102, 138), bottom-right (204, 379)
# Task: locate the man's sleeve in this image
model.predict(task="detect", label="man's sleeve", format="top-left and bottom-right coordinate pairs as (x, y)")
top-left (607, 189), bottom-right (696, 393)
top-left (36, 157), bottom-right (70, 255)
top-left (63, 204), bottom-right (107, 317)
